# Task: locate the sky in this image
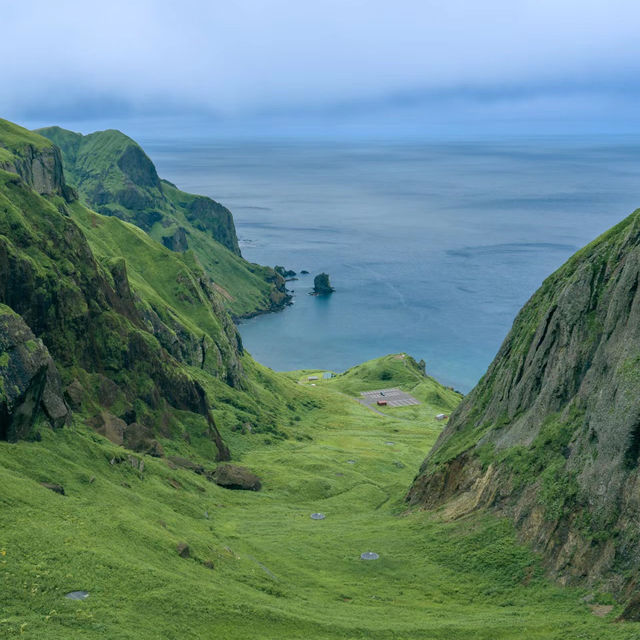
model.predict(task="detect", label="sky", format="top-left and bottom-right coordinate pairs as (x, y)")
top-left (3, 0), bottom-right (640, 137)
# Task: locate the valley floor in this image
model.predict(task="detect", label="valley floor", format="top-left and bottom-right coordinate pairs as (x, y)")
top-left (1, 359), bottom-right (637, 639)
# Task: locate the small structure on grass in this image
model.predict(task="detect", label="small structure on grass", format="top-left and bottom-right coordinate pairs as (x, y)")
top-left (360, 552), bottom-right (379, 560)
top-left (65, 591), bottom-right (89, 600)
top-left (435, 413), bottom-right (449, 421)
top-left (310, 513), bottom-right (326, 520)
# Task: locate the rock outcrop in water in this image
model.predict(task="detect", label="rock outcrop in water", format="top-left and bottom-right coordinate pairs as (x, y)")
top-left (407, 210), bottom-right (640, 601)
top-left (312, 273), bottom-right (335, 295)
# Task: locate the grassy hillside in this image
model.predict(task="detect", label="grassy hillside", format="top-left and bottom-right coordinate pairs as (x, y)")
top-left (2, 117), bottom-right (639, 638)
top-left (1, 363), bottom-right (636, 639)
top-left (36, 126), bottom-right (289, 318)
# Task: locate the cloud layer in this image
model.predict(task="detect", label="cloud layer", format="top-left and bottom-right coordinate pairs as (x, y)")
top-left (3, 0), bottom-right (640, 132)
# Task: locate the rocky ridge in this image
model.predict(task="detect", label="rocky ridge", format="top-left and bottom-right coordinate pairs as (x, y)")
top-left (408, 209), bottom-right (640, 600)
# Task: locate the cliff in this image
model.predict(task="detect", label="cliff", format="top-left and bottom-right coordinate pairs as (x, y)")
top-left (0, 121), bottom-right (245, 458)
top-left (408, 210), bottom-right (640, 599)
top-left (36, 126), bottom-right (290, 318)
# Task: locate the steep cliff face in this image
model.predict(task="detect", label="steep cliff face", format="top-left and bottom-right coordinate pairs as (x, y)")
top-left (0, 119), bottom-right (71, 199)
top-left (0, 304), bottom-right (69, 440)
top-left (0, 122), bottom-right (242, 458)
top-left (408, 210), bottom-right (640, 596)
top-left (36, 126), bottom-right (290, 317)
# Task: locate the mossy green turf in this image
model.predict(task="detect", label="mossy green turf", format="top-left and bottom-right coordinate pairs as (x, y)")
top-left (36, 126), bottom-right (282, 318)
top-left (1, 358), bottom-right (635, 639)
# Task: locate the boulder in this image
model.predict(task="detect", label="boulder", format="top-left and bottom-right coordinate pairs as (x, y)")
top-left (312, 273), bottom-right (335, 295)
top-left (167, 456), bottom-right (205, 474)
top-left (124, 422), bottom-right (164, 457)
top-left (40, 482), bottom-right (65, 495)
top-left (64, 379), bottom-right (84, 411)
top-left (211, 464), bottom-right (261, 491)
top-left (89, 411), bottom-right (126, 446)
top-left (176, 542), bottom-right (190, 558)
top-left (0, 305), bottom-right (69, 441)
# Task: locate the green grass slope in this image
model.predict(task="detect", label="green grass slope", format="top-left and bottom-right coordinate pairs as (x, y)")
top-left (36, 126), bottom-right (289, 318)
top-left (1, 363), bottom-right (636, 639)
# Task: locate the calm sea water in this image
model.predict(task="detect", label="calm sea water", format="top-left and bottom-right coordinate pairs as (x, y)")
top-left (143, 137), bottom-right (640, 391)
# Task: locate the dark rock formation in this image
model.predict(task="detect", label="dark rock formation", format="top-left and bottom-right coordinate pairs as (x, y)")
top-left (312, 273), bottom-right (335, 295)
top-left (40, 482), bottom-right (65, 495)
top-left (89, 411), bottom-right (126, 446)
top-left (176, 542), bottom-right (190, 558)
top-left (212, 464), bottom-right (261, 491)
top-left (0, 305), bottom-right (69, 441)
top-left (275, 266), bottom-right (297, 279)
top-left (161, 227), bottom-right (189, 252)
top-left (124, 423), bottom-right (164, 457)
top-left (407, 210), bottom-right (640, 596)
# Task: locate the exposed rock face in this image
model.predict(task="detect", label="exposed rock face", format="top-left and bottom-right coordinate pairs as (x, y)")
top-left (312, 273), bottom-right (335, 295)
top-left (89, 411), bottom-right (126, 446)
top-left (407, 210), bottom-right (640, 594)
top-left (212, 464), bottom-right (261, 491)
top-left (0, 143), bottom-right (65, 197)
top-left (35, 126), bottom-right (242, 255)
top-left (162, 227), bottom-right (189, 252)
top-left (0, 305), bottom-right (69, 440)
top-left (0, 126), bottom-right (237, 460)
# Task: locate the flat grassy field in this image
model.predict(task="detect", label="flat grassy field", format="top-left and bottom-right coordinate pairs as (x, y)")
top-left (0, 357), bottom-right (637, 639)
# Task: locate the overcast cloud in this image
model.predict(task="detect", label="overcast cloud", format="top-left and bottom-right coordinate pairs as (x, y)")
top-left (3, 0), bottom-right (640, 134)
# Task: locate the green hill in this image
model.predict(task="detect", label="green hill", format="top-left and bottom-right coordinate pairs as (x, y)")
top-left (36, 126), bottom-right (289, 318)
top-left (1, 117), bottom-right (639, 638)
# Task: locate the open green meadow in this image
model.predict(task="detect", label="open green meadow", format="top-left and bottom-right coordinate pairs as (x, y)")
top-left (1, 356), bottom-right (636, 639)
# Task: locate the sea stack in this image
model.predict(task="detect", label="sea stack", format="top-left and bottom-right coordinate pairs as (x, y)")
top-left (312, 273), bottom-right (335, 295)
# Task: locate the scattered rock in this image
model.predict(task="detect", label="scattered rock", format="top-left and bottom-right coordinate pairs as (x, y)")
top-left (176, 542), bottom-right (190, 558)
top-left (64, 379), bottom-right (84, 411)
top-left (89, 411), bottom-right (126, 446)
top-left (275, 266), bottom-right (297, 279)
top-left (211, 464), bottom-right (261, 491)
top-left (41, 482), bottom-right (65, 495)
top-left (203, 559), bottom-right (215, 570)
top-left (128, 456), bottom-right (144, 473)
top-left (168, 456), bottom-right (205, 475)
top-left (168, 478), bottom-right (183, 490)
top-left (590, 604), bottom-right (613, 618)
top-left (124, 422), bottom-right (164, 457)
top-left (312, 272), bottom-right (335, 295)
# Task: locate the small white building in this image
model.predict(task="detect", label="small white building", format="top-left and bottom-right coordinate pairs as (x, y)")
top-left (435, 413), bottom-right (449, 421)
top-left (308, 375), bottom-right (319, 381)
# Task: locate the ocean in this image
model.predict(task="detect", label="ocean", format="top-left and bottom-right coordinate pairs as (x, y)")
top-left (143, 136), bottom-right (640, 391)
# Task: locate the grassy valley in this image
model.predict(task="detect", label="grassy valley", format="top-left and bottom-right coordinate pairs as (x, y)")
top-left (1, 117), bottom-right (640, 639)
top-left (2, 356), bottom-right (635, 639)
